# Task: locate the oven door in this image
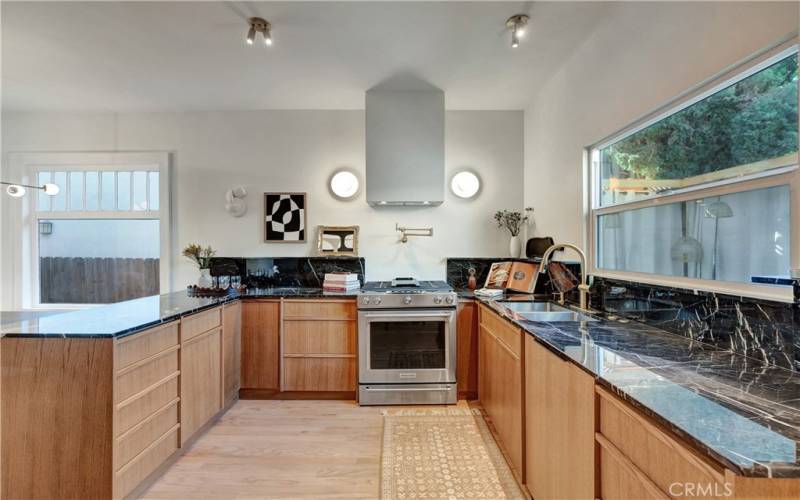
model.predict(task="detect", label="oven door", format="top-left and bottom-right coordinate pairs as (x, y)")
top-left (358, 309), bottom-right (456, 384)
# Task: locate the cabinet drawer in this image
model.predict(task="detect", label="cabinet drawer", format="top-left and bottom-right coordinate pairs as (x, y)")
top-left (479, 306), bottom-right (521, 358)
top-left (116, 374), bottom-right (179, 437)
top-left (599, 437), bottom-right (668, 500)
top-left (182, 307), bottom-right (222, 342)
top-left (115, 323), bottom-right (178, 371)
top-left (598, 388), bottom-right (725, 498)
top-left (114, 426), bottom-right (179, 499)
top-left (115, 348), bottom-right (179, 403)
top-left (283, 357), bottom-right (356, 391)
top-left (283, 300), bottom-right (356, 320)
top-left (283, 320), bottom-right (356, 355)
top-left (115, 399), bottom-right (179, 469)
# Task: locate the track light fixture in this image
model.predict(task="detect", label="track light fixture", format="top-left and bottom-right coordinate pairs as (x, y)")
top-left (1, 181), bottom-right (60, 198)
top-left (506, 14), bottom-right (529, 49)
top-left (246, 17), bottom-right (272, 47)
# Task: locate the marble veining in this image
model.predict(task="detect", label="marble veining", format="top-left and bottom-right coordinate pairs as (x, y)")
top-left (211, 256), bottom-right (365, 288)
top-left (479, 297), bottom-right (800, 478)
top-left (593, 277), bottom-right (797, 371)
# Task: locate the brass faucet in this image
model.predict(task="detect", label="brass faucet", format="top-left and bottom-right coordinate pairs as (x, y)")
top-left (538, 243), bottom-right (591, 311)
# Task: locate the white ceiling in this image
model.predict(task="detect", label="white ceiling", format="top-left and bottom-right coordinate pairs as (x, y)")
top-left (1, 1), bottom-right (612, 111)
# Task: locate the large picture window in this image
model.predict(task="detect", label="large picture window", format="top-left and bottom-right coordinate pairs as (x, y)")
top-left (8, 152), bottom-right (171, 309)
top-left (589, 44), bottom-right (798, 298)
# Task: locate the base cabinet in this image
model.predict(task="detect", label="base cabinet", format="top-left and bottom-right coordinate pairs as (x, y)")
top-left (222, 301), bottom-right (242, 405)
top-left (180, 328), bottom-right (222, 445)
top-left (478, 304), bottom-right (524, 480)
top-left (241, 300), bottom-right (281, 393)
top-left (456, 300), bottom-right (479, 400)
top-left (525, 334), bottom-right (595, 500)
top-left (281, 299), bottom-right (357, 394)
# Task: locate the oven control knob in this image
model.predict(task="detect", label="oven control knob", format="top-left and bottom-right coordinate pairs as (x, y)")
top-left (433, 296), bottom-right (443, 304)
top-left (403, 296), bottom-right (413, 305)
top-left (445, 296), bottom-right (455, 304)
top-left (373, 297), bottom-right (382, 305)
top-left (362, 297), bottom-right (371, 305)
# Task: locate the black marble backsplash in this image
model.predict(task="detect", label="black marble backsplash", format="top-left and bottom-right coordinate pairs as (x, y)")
top-left (592, 277), bottom-right (797, 371)
top-left (210, 257), bottom-right (365, 288)
top-left (446, 257), bottom-right (581, 295)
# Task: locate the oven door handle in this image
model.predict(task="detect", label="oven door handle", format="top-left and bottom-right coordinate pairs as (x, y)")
top-left (359, 311), bottom-right (454, 320)
top-left (363, 386), bottom-right (453, 392)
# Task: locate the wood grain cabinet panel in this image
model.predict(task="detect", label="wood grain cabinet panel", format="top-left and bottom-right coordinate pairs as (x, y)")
top-left (456, 300), bottom-right (479, 399)
top-left (180, 328), bottom-right (222, 445)
top-left (115, 374), bottom-right (179, 437)
top-left (599, 439), bottom-right (668, 500)
top-left (283, 357), bottom-right (357, 391)
top-left (115, 399), bottom-right (179, 469)
top-left (1, 338), bottom-right (114, 500)
top-left (114, 426), bottom-right (180, 499)
top-left (223, 301), bottom-right (242, 405)
top-left (477, 304), bottom-right (524, 480)
top-left (181, 307), bottom-right (222, 342)
top-left (283, 320), bottom-right (356, 355)
top-left (597, 387), bottom-right (726, 499)
top-left (525, 335), bottom-right (595, 500)
top-left (115, 347), bottom-right (180, 403)
top-left (115, 322), bottom-right (178, 371)
top-left (283, 299), bottom-right (356, 320)
top-left (242, 300), bottom-right (281, 391)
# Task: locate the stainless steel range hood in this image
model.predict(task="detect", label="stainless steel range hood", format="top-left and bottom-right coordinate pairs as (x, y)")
top-left (365, 81), bottom-right (444, 206)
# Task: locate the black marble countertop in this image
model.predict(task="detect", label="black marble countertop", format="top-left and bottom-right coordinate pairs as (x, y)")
top-left (0, 287), bottom-right (359, 339)
top-left (476, 296), bottom-right (800, 479)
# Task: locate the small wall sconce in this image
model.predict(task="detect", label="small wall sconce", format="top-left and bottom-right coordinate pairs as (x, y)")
top-left (225, 186), bottom-right (247, 217)
top-left (329, 169), bottom-right (361, 200)
top-left (450, 170), bottom-right (481, 199)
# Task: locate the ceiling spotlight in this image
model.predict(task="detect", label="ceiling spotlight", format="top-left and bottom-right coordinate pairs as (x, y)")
top-left (43, 183), bottom-right (60, 196)
top-left (506, 14), bottom-right (529, 48)
top-left (246, 17), bottom-right (272, 47)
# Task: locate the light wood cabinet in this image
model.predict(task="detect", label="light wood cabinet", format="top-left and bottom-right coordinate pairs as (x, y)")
top-left (180, 327), bottom-right (222, 445)
top-left (282, 299), bottom-right (357, 394)
top-left (597, 386), bottom-right (728, 500)
top-left (456, 300), bottom-right (479, 400)
top-left (241, 300), bottom-right (281, 393)
top-left (525, 334), bottom-right (595, 500)
top-left (222, 301), bottom-right (242, 405)
top-left (477, 304), bottom-right (524, 480)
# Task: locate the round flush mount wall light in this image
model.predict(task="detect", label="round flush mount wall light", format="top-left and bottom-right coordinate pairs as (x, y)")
top-left (329, 169), bottom-right (361, 200)
top-left (450, 170), bottom-right (481, 199)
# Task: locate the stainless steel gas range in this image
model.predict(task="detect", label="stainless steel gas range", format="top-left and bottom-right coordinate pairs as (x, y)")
top-left (357, 277), bottom-right (457, 405)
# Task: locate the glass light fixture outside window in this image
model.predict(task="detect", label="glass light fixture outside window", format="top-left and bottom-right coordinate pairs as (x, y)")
top-left (329, 169), bottom-right (360, 200)
top-left (450, 171), bottom-right (481, 199)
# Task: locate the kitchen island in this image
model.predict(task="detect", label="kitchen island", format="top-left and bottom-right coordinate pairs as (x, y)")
top-left (0, 288), bottom-right (358, 500)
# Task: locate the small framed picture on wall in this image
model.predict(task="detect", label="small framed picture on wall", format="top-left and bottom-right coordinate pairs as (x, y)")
top-left (264, 192), bottom-right (307, 242)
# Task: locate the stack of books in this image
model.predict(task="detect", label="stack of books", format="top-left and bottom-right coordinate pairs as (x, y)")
top-left (323, 273), bottom-right (361, 293)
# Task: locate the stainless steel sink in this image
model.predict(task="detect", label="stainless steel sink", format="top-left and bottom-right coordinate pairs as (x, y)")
top-left (497, 301), bottom-right (569, 313)
top-left (517, 310), bottom-right (598, 322)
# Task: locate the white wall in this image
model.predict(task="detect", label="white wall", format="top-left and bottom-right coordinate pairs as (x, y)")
top-left (523, 1), bottom-right (799, 249)
top-left (2, 110), bottom-right (523, 300)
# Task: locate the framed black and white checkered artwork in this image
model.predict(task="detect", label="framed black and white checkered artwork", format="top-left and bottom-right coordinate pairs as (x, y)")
top-left (264, 192), bottom-right (306, 242)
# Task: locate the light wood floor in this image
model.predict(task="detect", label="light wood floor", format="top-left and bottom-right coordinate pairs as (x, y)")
top-left (140, 399), bottom-right (470, 500)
